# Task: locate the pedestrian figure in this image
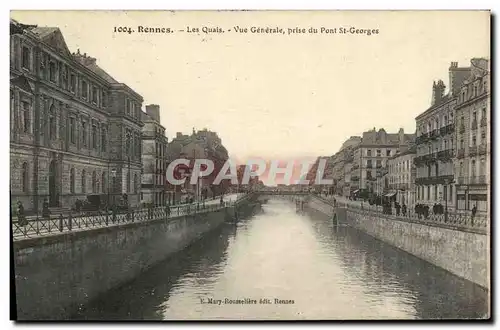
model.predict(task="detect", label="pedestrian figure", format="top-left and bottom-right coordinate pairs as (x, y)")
top-left (17, 201), bottom-right (28, 226)
top-left (42, 198), bottom-right (50, 219)
top-left (472, 204), bottom-right (477, 222)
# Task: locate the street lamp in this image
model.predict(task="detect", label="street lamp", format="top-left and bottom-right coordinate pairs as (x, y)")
top-left (110, 168), bottom-right (117, 207)
top-left (444, 178), bottom-right (449, 223)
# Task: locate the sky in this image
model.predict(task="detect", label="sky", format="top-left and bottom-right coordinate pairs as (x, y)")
top-left (11, 10), bottom-right (490, 163)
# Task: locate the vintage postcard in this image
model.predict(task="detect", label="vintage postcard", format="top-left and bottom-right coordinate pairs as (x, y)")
top-left (9, 10), bottom-right (490, 321)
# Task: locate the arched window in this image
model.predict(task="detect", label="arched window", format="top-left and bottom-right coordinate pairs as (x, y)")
top-left (435, 117), bottom-right (439, 130)
top-left (471, 160), bottom-right (476, 177)
top-left (134, 173), bottom-right (138, 194)
top-left (49, 104), bottom-right (56, 140)
top-left (21, 162), bottom-right (28, 193)
top-left (92, 171), bottom-right (97, 193)
top-left (81, 169), bottom-right (86, 194)
top-left (101, 172), bottom-right (106, 193)
top-left (70, 168), bottom-right (75, 193)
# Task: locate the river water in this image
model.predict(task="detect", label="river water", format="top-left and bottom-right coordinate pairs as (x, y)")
top-left (74, 198), bottom-right (489, 320)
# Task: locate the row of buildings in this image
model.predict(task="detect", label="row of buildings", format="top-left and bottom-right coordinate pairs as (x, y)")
top-left (308, 58), bottom-right (490, 214)
top-left (9, 19), bottom-right (234, 212)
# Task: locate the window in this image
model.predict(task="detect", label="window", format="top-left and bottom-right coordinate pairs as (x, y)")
top-left (448, 185), bottom-right (452, 201)
top-left (70, 118), bottom-right (75, 144)
top-left (459, 162), bottom-right (464, 177)
top-left (471, 160), bottom-right (476, 177)
top-left (480, 158), bottom-right (486, 176)
top-left (472, 111), bottom-right (477, 123)
top-left (444, 115), bottom-right (448, 125)
top-left (22, 46), bottom-right (31, 69)
top-left (482, 107), bottom-right (487, 121)
top-left (49, 105), bottom-right (56, 140)
top-left (91, 171), bottom-right (97, 193)
top-left (386, 150), bottom-right (391, 157)
top-left (376, 160), bottom-right (382, 168)
top-left (49, 61), bottom-right (56, 82)
top-left (472, 136), bottom-right (477, 146)
top-left (21, 162), bottom-right (28, 193)
top-left (126, 99), bottom-right (130, 115)
top-left (22, 101), bottom-right (30, 133)
top-left (460, 139), bottom-right (464, 149)
top-left (427, 186), bottom-right (430, 201)
top-left (92, 124), bottom-right (97, 149)
top-left (92, 86), bottom-right (98, 104)
top-left (101, 128), bottom-right (107, 152)
top-left (101, 172), bottom-right (106, 193)
top-left (444, 140), bottom-right (448, 150)
top-left (102, 91), bottom-right (107, 107)
top-left (126, 133), bottom-right (131, 156)
top-left (435, 118), bottom-right (439, 130)
top-left (70, 74), bottom-right (76, 92)
top-left (367, 149), bottom-right (372, 157)
top-left (82, 121), bottom-right (87, 146)
top-left (81, 81), bottom-right (88, 99)
top-left (134, 174), bottom-right (138, 194)
top-left (376, 149), bottom-right (381, 157)
top-left (461, 116), bottom-right (465, 127)
top-left (70, 168), bottom-right (75, 193)
top-left (81, 169), bottom-right (86, 193)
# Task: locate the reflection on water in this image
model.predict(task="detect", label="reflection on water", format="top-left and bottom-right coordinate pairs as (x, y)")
top-left (74, 199), bottom-right (488, 320)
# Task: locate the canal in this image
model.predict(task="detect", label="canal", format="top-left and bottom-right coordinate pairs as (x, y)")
top-left (73, 198), bottom-right (489, 320)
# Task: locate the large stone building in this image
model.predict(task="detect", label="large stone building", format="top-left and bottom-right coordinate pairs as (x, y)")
top-left (414, 61), bottom-right (471, 209)
top-left (141, 104), bottom-right (169, 206)
top-left (167, 128), bottom-right (230, 202)
top-left (387, 146), bottom-right (417, 208)
top-left (454, 58), bottom-right (490, 214)
top-left (350, 128), bottom-right (415, 198)
top-left (10, 19), bottom-right (146, 211)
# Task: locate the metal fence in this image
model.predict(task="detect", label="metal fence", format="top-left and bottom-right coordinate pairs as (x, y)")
top-left (11, 200), bottom-right (237, 241)
top-left (344, 201), bottom-right (488, 233)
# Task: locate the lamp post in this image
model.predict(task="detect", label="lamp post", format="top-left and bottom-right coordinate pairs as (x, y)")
top-left (110, 168), bottom-right (117, 207)
top-left (444, 178), bottom-right (449, 223)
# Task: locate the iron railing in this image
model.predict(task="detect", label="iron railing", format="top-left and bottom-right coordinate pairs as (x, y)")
top-left (11, 197), bottom-right (247, 241)
top-left (344, 201), bottom-right (487, 233)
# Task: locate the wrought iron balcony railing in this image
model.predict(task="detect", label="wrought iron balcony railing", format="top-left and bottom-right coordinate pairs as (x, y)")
top-left (469, 175), bottom-right (487, 185)
top-left (478, 143), bottom-right (487, 155)
top-left (469, 145), bottom-right (478, 157)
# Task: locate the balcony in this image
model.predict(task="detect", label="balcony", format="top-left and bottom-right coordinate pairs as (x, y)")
top-left (415, 133), bottom-right (429, 145)
top-left (471, 119), bottom-right (478, 130)
top-left (478, 143), bottom-right (487, 155)
top-left (469, 145), bottom-right (478, 157)
top-left (457, 148), bottom-right (465, 159)
top-left (437, 149), bottom-right (453, 161)
top-left (429, 129), bottom-right (439, 140)
top-left (459, 124), bottom-right (466, 134)
top-left (439, 123), bottom-right (455, 136)
top-left (469, 175), bottom-right (487, 185)
top-left (480, 117), bottom-right (487, 127)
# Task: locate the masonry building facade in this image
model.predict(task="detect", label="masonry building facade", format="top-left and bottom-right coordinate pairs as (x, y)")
top-left (10, 20), bottom-right (145, 211)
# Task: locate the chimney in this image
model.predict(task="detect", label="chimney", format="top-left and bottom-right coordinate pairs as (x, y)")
top-left (145, 104), bottom-right (160, 122)
top-left (398, 128), bottom-right (405, 144)
top-left (432, 80), bottom-right (446, 105)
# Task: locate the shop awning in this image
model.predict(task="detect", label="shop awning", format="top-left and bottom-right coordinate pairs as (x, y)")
top-left (384, 192), bottom-right (397, 197)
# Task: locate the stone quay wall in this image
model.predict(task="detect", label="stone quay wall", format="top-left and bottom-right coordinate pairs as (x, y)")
top-left (13, 204), bottom-right (243, 320)
top-left (306, 195), bottom-right (490, 290)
